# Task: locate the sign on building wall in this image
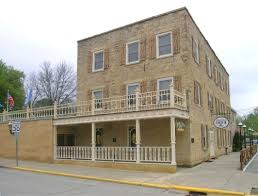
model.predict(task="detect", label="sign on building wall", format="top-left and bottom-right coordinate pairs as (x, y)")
top-left (214, 117), bottom-right (229, 129)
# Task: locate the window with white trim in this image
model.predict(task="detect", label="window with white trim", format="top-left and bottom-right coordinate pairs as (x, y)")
top-left (93, 50), bottom-right (104, 72)
top-left (157, 77), bottom-right (172, 102)
top-left (194, 81), bottom-right (202, 105)
top-left (127, 83), bottom-right (139, 106)
top-left (192, 38), bottom-right (199, 64)
top-left (92, 89), bottom-right (103, 109)
top-left (156, 32), bottom-right (172, 58)
top-left (207, 57), bottom-right (212, 77)
top-left (126, 41), bottom-right (140, 64)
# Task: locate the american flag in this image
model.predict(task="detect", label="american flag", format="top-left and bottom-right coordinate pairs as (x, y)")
top-left (8, 92), bottom-right (15, 108)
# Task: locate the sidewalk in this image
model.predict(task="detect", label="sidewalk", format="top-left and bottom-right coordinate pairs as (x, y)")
top-left (0, 152), bottom-right (257, 194)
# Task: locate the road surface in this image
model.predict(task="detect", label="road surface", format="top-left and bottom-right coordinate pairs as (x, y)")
top-left (245, 154), bottom-right (258, 173)
top-left (0, 167), bottom-right (186, 196)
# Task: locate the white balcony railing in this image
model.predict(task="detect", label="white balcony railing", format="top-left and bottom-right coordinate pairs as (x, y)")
top-left (0, 89), bottom-right (187, 123)
top-left (56, 146), bottom-right (172, 163)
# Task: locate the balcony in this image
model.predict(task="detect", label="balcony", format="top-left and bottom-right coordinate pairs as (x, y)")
top-left (0, 88), bottom-right (188, 124)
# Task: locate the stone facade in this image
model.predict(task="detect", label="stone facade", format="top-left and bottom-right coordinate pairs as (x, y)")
top-left (77, 7), bottom-right (232, 166)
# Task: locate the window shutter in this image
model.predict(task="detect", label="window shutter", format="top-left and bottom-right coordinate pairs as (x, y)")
top-left (150, 79), bottom-right (157, 91)
top-left (201, 124), bottom-right (205, 148)
top-left (87, 89), bottom-right (92, 100)
top-left (120, 43), bottom-right (126, 65)
top-left (140, 80), bottom-right (147, 93)
top-left (192, 37), bottom-right (195, 60)
top-left (103, 86), bottom-right (109, 98)
top-left (173, 29), bottom-right (180, 55)
top-left (206, 125), bottom-right (209, 147)
top-left (120, 84), bottom-right (126, 95)
top-left (149, 36), bottom-right (156, 59)
top-left (200, 84), bottom-right (202, 106)
top-left (140, 39), bottom-right (146, 61)
top-left (174, 76), bottom-right (182, 92)
top-left (104, 48), bottom-right (109, 69)
top-left (87, 51), bottom-right (92, 73)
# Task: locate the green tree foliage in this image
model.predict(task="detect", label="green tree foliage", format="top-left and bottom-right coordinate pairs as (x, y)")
top-left (243, 113), bottom-right (258, 133)
top-left (0, 59), bottom-right (25, 111)
top-left (233, 132), bottom-right (242, 152)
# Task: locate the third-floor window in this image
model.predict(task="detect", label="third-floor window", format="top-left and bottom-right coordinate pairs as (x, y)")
top-left (93, 50), bottom-right (104, 72)
top-left (126, 41), bottom-right (140, 64)
top-left (156, 32), bottom-right (172, 58)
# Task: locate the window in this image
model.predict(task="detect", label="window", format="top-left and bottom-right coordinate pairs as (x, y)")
top-left (93, 50), bottom-right (104, 72)
top-left (194, 81), bottom-right (202, 105)
top-left (57, 134), bottom-right (75, 146)
top-left (192, 38), bottom-right (199, 64)
top-left (214, 66), bottom-right (218, 84)
top-left (127, 83), bottom-right (139, 106)
top-left (157, 77), bottom-right (172, 102)
top-left (208, 92), bottom-right (213, 112)
top-left (92, 89), bottom-right (103, 109)
top-left (96, 128), bottom-right (103, 147)
top-left (201, 124), bottom-right (208, 149)
top-left (206, 56), bottom-right (212, 78)
top-left (156, 32), bottom-right (172, 58)
top-left (126, 41), bottom-right (140, 64)
top-left (128, 126), bottom-right (136, 147)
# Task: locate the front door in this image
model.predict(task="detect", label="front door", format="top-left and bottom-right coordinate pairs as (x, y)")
top-left (209, 130), bottom-right (216, 158)
top-left (128, 126), bottom-right (136, 147)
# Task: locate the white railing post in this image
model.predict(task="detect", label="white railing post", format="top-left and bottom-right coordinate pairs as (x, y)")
top-left (183, 90), bottom-right (187, 108)
top-left (136, 119), bottom-right (141, 163)
top-left (136, 88), bottom-right (140, 111)
top-left (91, 122), bottom-right (96, 161)
top-left (170, 82), bottom-right (175, 107)
top-left (26, 106), bottom-right (30, 120)
top-left (91, 96), bottom-right (95, 115)
top-left (54, 101), bottom-right (57, 119)
top-left (3, 110), bottom-right (6, 122)
top-left (53, 126), bottom-right (57, 160)
top-left (170, 116), bottom-right (176, 165)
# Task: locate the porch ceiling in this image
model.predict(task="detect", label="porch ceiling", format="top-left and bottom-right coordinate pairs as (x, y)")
top-left (53, 108), bottom-right (189, 126)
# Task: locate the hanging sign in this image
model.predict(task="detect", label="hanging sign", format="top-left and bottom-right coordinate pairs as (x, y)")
top-left (214, 117), bottom-right (229, 128)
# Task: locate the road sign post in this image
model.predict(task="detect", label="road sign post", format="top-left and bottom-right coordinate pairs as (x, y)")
top-left (11, 121), bottom-right (21, 167)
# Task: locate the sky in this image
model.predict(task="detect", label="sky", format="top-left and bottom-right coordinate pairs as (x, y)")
top-left (0, 0), bottom-right (257, 114)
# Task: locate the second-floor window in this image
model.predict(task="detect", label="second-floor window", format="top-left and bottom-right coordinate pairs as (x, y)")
top-left (127, 83), bottom-right (139, 106)
top-left (156, 32), bottom-right (172, 58)
top-left (92, 89), bottom-right (103, 109)
top-left (157, 77), bottom-right (172, 102)
top-left (194, 81), bottom-right (202, 105)
top-left (126, 41), bottom-right (140, 64)
top-left (93, 50), bottom-right (104, 72)
top-left (206, 56), bottom-right (212, 78)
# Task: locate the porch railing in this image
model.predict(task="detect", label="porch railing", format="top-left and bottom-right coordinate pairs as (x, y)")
top-left (140, 146), bottom-right (171, 162)
top-left (56, 146), bottom-right (172, 163)
top-left (95, 147), bottom-right (137, 161)
top-left (0, 89), bottom-right (187, 123)
top-left (56, 146), bottom-right (92, 160)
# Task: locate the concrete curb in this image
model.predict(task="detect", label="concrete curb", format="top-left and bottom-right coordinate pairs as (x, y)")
top-left (243, 152), bottom-right (258, 172)
top-left (4, 166), bottom-right (247, 196)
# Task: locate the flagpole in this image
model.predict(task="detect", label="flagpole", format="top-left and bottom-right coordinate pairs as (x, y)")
top-left (7, 90), bottom-right (9, 112)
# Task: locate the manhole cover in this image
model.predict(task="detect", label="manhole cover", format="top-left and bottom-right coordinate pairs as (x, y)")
top-left (251, 187), bottom-right (258, 194)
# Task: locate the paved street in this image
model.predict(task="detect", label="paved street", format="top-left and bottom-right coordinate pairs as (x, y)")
top-left (0, 167), bottom-right (186, 196)
top-left (1, 152), bottom-right (258, 194)
top-left (245, 154), bottom-right (258, 173)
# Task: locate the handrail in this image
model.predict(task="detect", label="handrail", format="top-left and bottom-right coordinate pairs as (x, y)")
top-left (0, 90), bottom-right (187, 123)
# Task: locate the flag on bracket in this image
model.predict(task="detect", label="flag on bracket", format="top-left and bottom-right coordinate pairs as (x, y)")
top-left (7, 91), bottom-right (15, 110)
top-left (25, 88), bottom-right (33, 106)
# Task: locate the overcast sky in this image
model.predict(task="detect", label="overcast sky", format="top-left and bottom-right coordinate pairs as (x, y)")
top-left (0, 0), bottom-right (257, 113)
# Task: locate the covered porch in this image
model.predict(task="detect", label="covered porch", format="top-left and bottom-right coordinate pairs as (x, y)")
top-left (54, 117), bottom-right (189, 166)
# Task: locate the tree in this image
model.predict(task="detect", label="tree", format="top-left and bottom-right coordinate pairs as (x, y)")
top-left (233, 132), bottom-right (242, 152)
top-left (0, 59), bottom-right (25, 111)
top-left (26, 61), bottom-right (76, 107)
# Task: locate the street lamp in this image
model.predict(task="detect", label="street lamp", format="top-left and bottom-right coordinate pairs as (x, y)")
top-left (238, 122), bottom-right (243, 150)
top-left (243, 124), bottom-right (247, 148)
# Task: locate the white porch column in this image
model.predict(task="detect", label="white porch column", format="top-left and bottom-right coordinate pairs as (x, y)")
top-left (170, 82), bottom-right (175, 107)
top-left (53, 126), bottom-right (57, 160)
top-left (26, 106), bottom-right (30, 119)
top-left (136, 119), bottom-right (141, 163)
top-left (170, 116), bottom-right (176, 165)
top-left (53, 101), bottom-right (57, 119)
top-left (91, 122), bottom-right (96, 161)
top-left (135, 88), bottom-right (140, 111)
